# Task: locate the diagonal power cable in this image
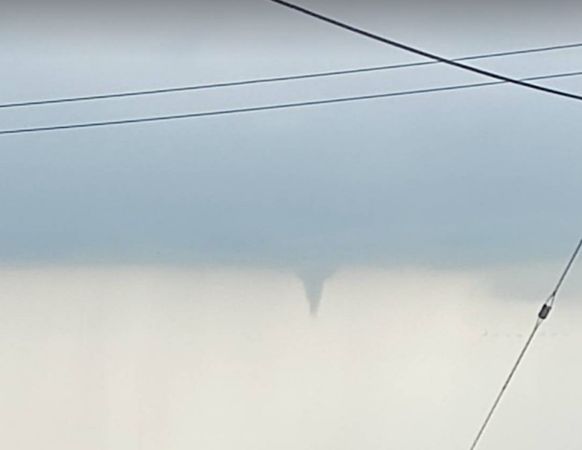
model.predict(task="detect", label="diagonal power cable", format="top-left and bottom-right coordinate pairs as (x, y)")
top-left (469, 239), bottom-right (582, 450)
top-left (0, 70), bottom-right (581, 136)
top-left (1, 41), bottom-right (581, 109)
top-left (268, 0), bottom-right (582, 102)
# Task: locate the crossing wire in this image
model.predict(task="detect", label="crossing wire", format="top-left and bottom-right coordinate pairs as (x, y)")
top-left (1, 42), bottom-right (582, 109)
top-left (268, 0), bottom-right (582, 102)
top-left (1, 70), bottom-right (581, 136)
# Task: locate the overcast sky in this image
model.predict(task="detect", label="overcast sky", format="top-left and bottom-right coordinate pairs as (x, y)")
top-left (2, 3), bottom-right (582, 449)
top-left (1, 0), bottom-right (581, 269)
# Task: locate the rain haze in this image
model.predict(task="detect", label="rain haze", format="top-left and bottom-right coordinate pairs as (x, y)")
top-left (1, 1), bottom-right (582, 449)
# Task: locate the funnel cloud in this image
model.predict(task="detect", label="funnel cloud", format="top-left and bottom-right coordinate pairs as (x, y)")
top-left (297, 265), bottom-right (335, 315)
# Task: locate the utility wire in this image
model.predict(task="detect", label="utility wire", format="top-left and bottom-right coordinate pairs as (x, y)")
top-left (1, 42), bottom-right (582, 109)
top-left (1, 70), bottom-right (581, 136)
top-left (269, 0), bottom-right (582, 102)
top-left (469, 239), bottom-right (582, 450)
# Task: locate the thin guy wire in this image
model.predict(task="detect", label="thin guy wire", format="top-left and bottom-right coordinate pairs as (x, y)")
top-left (1, 42), bottom-right (581, 109)
top-left (550, 239), bottom-right (582, 299)
top-left (269, 0), bottom-right (582, 102)
top-left (470, 239), bottom-right (582, 449)
top-left (469, 320), bottom-right (542, 450)
top-left (1, 70), bottom-right (581, 136)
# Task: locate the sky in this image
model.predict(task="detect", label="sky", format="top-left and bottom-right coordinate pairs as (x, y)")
top-left (1, 266), bottom-right (582, 450)
top-left (1, 1), bottom-right (582, 448)
top-left (1, 0), bottom-right (581, 270)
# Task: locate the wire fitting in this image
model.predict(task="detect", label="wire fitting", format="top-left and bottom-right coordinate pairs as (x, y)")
top-left (538, 303), bottom-right (552, 320)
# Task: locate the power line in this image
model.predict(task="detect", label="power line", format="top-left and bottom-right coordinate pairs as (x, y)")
top-left (469, 239), bottom-right (582, 450)
top-left (1, 42), bottom-right (582, 110)
top-left (269, 0), bottom-right (582, 102)
top-left (1, 70), bottom-right (581, 136)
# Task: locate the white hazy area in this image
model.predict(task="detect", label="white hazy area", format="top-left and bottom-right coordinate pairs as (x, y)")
top-left (1, 265), bottom-right (581, 450)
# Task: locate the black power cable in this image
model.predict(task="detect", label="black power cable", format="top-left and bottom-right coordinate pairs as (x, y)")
top-left (269, 0), bottom-right (582, 102)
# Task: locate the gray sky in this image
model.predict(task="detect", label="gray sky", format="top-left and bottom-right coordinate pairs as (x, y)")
top-left (2, 3), bottom-right (582, 449)
top-left (1, 0), bottom-right (581, 269)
